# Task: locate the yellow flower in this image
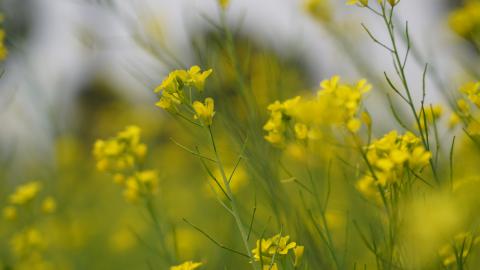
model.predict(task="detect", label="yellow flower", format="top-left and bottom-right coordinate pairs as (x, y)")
top-left (218, 0), bottom-right (229, 9)
top-left (347, 118), bottom-right (362, 133)
top-left (93, 125), bottom-right (147, 173)
top-left (113, 173), bottom-right (126, 185)
top-left (263, 76), bottom-right (370, 146)
top-left (457, 98), bottom-right (470, 115)
top-left (358, 130), bottom-right (431, 193)
top-left (11, 228), bottom-right (45, 257)
top-left (418, 104), bottom-right (443, 130)
top-left (252, 234), bottom-right (298, 264)
top-left (186, 66), bottom-right (213, 91)
top-left (448, 113), bottom-right (460, 129)
top-left (41, 197), bottom-right (57, 214)
top-left (361, 111), bottom-right (372, 130)
top-left (460, 81), bottom-right (480, 108)
top-left (263, 264), bottom-right (278, 270)
top-left (170, 261), bottom-right (203, 270)
top-left (155, 92), bottom-right (182, 111)
top-left (154, 66), bottom-right (212, 111)
top-left (294, 123), bottom-right (309, 140)
top-left (136, 170), bottom-right (159, 194)
top-left (123, 178), bottom-right (140, 203)
top-left (294, 245), bottom-right (305, 267)
top-left (193, 98), bottom-right (215, 126)
top-left (263, 96), bottom-right (301, 146)
top-left (438, 232), bottom-right (480, 267)
top-left (449, 2), bottom-right (480, 38)
top-left (264, 132), bottom-right (285, 146)
top-left (9, 181), bottom-right (41, 205)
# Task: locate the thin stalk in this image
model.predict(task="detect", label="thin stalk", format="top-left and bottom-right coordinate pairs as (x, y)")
top-left (208, 126), bottom-right (258, 270)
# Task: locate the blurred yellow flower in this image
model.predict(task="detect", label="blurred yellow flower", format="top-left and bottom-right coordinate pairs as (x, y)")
top-left (293, 245), bottom-right (305, 267)
top-left (460, 81), bottom-right (480, 108)
top-left (11, 228), bottom-right (45, 257)
top-left (449, 113), bottom-right (461, 129)
top-left (123, 178), bottom-right (140, 203)
top-left (9, 181), bottom-right (41, 205)
top-left (264, 76), bottom-right (370, 146)
top-left (438, 232), bottom-right (480, 267)
top-left (41, 197), bottom-right (57, 214)
top-left (449, 1), bottom-right (480, 38)
top-left (357, 130), bottom-right (431, 197)
top-left (218, 0), bottom-right (229, 9)
top-left (170, 261), bottom-right (203, 270)
top-left (93, 125), bottom-right (146, 173)
top-left (417, 104), bottom-right (443, 130)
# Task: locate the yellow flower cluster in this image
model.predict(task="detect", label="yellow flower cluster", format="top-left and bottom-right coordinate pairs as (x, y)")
top-left (456, 82), bottom-right (480, 135)
top-left (93, 125), bottom-right (147, 172)
top-left (252, 234), bottom-right (304, 268)
top-left (438, 232), bottom-right (480, 267)
top-left (449, 1), bottom-right (480, 39)
top-left (2, 181), bottom-right (56, 270)
top-left (460, 81), bottom-right (480, 108)
top-left (9, 181), bottom-right (41, 205)
top-left (263, 96), bottom-right (302, 145)
top-left (170, 261), bottom-right (203, 270)
top-left (154, 66), bottom-right (216, 127)
top-left (154, 66), bottom-right (212, 111)
top-left (356, 131), bottom-right (431, 197)
top-left (9, 227), bottom-right (53, 270)
top-left (3, 181), bottom-right (56, 221)
top-left (263, 76), bottom-right (371, 146)
top-left (93, 126), bottom-right (159, 202)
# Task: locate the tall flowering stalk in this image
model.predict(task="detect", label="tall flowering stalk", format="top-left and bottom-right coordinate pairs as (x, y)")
top-left (153, 66), bottom-right (258, 269)
top-left (93, 125), bottom-right (174, 264)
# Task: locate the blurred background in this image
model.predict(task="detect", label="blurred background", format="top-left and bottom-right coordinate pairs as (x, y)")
top-left (0, 0), bottom-right (469, 170)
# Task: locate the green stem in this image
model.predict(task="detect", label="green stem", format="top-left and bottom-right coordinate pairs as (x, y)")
top-left (208, 126), bottom-right (258, 270)
top-left (145, 196), bottom-right (174, 264)
top-left (379, 5), bottom-right (440, 184)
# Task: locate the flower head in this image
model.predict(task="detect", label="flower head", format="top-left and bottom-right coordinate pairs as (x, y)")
top-left (193, 98), bottom-right (215, 126)
top-left (357, 131), bottom-right (431, 198)
top-left (154, 66), bottom-right (212, 111)
top-left (252, 234), bottom-right (298, 265)
top-left (93, 125), bottom-right (147, 173)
